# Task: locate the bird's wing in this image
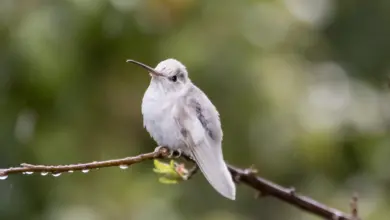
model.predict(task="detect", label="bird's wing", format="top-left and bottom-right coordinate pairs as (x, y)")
top-left (173, 86), bottom-right (235, 200)
top-left (186, 85), bottom-right (223, 144)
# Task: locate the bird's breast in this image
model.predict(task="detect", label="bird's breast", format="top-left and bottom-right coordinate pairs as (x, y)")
top-left (141, 89), bottom-right (184, 149)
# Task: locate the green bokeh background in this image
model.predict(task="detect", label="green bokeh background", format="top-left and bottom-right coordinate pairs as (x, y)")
top-left (1, 0), bottom-right (390, 219)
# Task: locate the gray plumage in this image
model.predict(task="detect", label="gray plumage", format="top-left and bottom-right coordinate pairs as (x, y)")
top-left (127, 58), bottom-right (236, 200)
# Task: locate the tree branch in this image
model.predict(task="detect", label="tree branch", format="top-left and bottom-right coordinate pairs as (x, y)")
top-left (228, 164), bottom-right (352, 220)
top-left (0, 147), bottom-right (353, 220)
top-left (0, 148), bottom-right (170, 176)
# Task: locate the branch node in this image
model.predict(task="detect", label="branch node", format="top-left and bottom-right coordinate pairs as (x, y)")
top-left (254, 191), bottom-right (268, 199)
top-left (21, 163), bottom-right (35, 168)
top-left (244, 165), bottom-right (258, 176)
top-left (288, 187), bottom-right (296, 195)
top-left (155, 146), bottom-right (170, 157)
top-left (332, 214), bottom-right (340, 220)
top-left (233, 174), bottom-right (242, 184)
top-left (350, 193), bottom-right (359, 220)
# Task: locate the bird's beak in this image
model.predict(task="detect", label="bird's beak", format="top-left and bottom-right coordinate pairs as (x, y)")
top-left (126, 59), bottom-right (164, 77)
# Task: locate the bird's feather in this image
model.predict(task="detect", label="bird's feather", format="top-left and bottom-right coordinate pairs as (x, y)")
top-left (186, 86), bottom-right (223, 144)
top-left (189, 138), bottom-right (236, 200)
top-left (173, 86), bottom-right (236, 200)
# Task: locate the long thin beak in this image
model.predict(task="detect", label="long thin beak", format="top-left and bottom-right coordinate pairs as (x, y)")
top-left (126, 59), bottom-right (164, 77)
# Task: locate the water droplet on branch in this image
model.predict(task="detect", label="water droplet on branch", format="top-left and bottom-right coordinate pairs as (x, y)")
top-left (119, 165), bottom-right (129, 170)
top-left (82, 169), bottom-right (89, 173)
top-left (0, 175), bottom-right (8, 180)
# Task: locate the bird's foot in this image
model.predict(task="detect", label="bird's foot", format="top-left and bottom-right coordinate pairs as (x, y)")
top-left (154, 146), bottom-right (172, 157)
top-left (154, 146), bottom-right (178, 158)
top-left (154, 146), bottom-right (164, 153)
top-left (153, 146), bottom-right (185, 159)
top-left (171, 149), bottom-right (182, 158)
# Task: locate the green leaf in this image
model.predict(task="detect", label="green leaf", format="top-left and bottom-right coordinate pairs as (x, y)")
top-left (153, 159), bottom-right (174, 173)
top-left (158, 177), bottom-right (179, 184)
top-left (170, 160), bottom-right (176, 168)
top-left (153, 159), bottom-right (189, 183)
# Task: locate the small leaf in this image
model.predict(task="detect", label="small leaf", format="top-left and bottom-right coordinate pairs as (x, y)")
top-left (153, 159), bottom-right (189, 183)
top-left (170, 160), bottom-right (176, 168)
top-left (153, 168), bottom-right (165, 174)
top-left (175, 161), bottom-right (191, 178)
top-left (153, 159), bottom-right (173, 173)
top-left (159, 177), bottom-right (179, 184)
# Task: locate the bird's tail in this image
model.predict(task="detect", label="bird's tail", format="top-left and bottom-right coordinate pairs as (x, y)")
top-left (190, 141), bottom-right (236, 200)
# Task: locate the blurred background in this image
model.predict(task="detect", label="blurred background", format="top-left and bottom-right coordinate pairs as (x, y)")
top-left (1, 0), bottom-right (390, 219)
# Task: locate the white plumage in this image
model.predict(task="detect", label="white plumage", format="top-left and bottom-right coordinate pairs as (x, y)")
top-left (129, 58), bottom-right (236, 200)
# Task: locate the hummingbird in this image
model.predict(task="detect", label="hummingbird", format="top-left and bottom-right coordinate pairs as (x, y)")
top-left (126, 58), bottom-right (236, 200)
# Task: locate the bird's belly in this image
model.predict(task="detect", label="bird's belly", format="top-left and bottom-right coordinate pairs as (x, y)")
top-left (142, 102), bottom-right (185, 150)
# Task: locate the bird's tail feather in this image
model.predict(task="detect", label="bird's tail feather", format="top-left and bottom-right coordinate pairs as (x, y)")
top-left (190, 141), bottom-right (236, 200)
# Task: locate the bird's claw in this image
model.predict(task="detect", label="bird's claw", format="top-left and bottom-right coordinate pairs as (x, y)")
top-left (154, 146), bottom-right (164, 153)
top-left (153, 146), bottom-right (183, 159)
top-left (172, 149), bottom-right (182, 158)
top-left (166, 150), bottom-right (178, 158)
top-left (154, 146), bottom-right (171, 157)
top-left (154, 146), bottom-right (177, 158)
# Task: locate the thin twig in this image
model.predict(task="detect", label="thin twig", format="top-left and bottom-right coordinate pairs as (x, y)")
top-left (0, 148), bottom-right (353, 220)
top-left (186, 164), bottom-right (199, 180)
top-left (350, 193), bottom-right (360, 220)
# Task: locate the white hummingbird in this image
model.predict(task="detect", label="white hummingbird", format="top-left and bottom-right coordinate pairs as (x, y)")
top-left (126, 58), bottom-right (236, 200)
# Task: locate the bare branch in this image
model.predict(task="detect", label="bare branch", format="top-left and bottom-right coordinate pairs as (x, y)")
top-left (228, 164), bottom-right (353, 220)
top-left (0, 147), bottom-right (169, 177)
top-left (0, 147), bottom-right (353, 220)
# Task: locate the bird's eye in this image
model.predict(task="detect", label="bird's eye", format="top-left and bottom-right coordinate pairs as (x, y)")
top-left (169, 75), bottom-right (177, 82)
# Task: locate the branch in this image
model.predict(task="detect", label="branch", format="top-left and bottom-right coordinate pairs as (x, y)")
top-left (0, 148), bottom-right (170, 177)
top-left (228, 164), bottom-right (352, 220)
top-left (0, 147), bottom-right (353, 220)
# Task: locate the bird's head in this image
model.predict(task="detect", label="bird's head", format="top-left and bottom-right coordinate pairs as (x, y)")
top-left (127, 58), bottom-right (190, 94)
